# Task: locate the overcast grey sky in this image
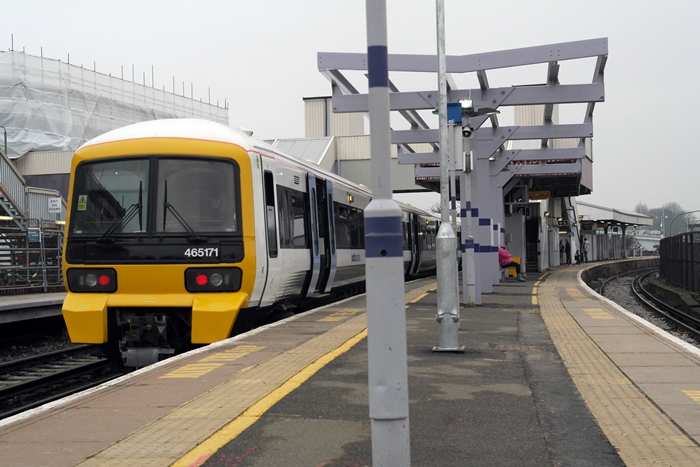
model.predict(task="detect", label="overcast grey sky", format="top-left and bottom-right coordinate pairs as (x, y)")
top-left (5, 0), bottom-right (700, 213)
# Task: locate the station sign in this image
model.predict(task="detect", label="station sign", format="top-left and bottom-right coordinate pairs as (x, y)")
top-left (529, 190), bottom-right (550, 200)
top-left (48, 198), bottom-right (62, 213)
top-left (27, 227), bottom-right (41, 243)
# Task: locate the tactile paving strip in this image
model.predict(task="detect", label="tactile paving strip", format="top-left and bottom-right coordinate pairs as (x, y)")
top-left (539, 268), bottom-right (700, 466)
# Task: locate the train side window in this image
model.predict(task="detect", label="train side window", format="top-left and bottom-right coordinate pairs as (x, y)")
top-left (290, 190), bottom-right (307, 248)
top-left (264, 171), bottom-right (278, 258)
top-left (334, 203), bottom-right (351, 249)
top-left (357, 210), bottom-right (365, 248)
top-left (276, 187), bottom-right (291, 248)
top-left (327, 192), bottom-right (336, 255)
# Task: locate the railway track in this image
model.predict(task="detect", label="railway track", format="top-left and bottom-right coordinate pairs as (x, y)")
top-left (631, 270), bottom-right (700, 340)
top-left (0, 345), bottom-right (117, 420)
top-left (598, 267), bottom-right (700, 342)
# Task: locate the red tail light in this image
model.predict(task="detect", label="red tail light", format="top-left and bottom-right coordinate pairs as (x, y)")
top-left (185, 268), bottom-right (242, 292)
top-left (66, 268), bottom-right (117, 293)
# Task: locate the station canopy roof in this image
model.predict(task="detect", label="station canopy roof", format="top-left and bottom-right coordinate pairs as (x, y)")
top-left (576, 200), bottom-right (653, 227)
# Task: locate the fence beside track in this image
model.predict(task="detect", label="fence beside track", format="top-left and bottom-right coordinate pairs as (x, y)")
top-left (660, 232), bottom-right (700, 293)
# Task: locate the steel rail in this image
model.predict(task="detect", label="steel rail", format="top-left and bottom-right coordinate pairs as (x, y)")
top-left (632, 270), bottom-right (700, 340)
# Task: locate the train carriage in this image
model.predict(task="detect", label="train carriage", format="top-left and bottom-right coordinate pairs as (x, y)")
top-left (61, 119), bottom-right (436, 369)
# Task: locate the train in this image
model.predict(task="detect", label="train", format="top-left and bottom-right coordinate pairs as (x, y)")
top-left (61, 118), bottom-right (439, 369)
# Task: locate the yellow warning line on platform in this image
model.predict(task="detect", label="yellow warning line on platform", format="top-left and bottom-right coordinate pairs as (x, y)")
top-left (172, 328), bottom-right (368, 467)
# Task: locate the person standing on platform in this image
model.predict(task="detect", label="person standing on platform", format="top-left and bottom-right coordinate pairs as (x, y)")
top-left (583, 238), bottom-right (590, 263)
top-left (498, 246), bottom-right (526, 282)
top-left (565, 239), bottom-right (571, 264)
top-left (559, 240), bottom-right (565, 264)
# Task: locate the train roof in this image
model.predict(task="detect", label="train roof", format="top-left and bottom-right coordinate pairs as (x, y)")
top-left (79, 118), bottom-right (256, 151)
top-left (78, 118), bottom-right (436, 218)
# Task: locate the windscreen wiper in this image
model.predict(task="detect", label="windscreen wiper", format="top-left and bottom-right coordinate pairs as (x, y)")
top-left (99, 181), bottom-right (143, 243)
top-left (162, 180), bottom-right (208, 242)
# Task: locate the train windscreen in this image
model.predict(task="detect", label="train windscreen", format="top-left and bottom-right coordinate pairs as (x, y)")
top-left (70, 157), bottom-right (240, 236)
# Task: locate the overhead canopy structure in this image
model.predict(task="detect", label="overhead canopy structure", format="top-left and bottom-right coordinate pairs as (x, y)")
top-left (576, 200), bottom-right (653, 230)
top-left (317, 38), bottom-right (608, 199)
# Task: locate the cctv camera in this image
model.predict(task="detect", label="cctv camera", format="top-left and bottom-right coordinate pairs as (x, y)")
top-left (462, 125), bottom-right (474, 139)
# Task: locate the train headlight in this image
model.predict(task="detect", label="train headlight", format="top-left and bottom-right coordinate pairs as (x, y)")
top-left (210, 273), bottom-right (224, 287)
top-left (85, 274), bottom-right (98, 287)
top-left (185, 268), bottom-right (241, 292)
top-left (67, 268), bottom-right (117, 293)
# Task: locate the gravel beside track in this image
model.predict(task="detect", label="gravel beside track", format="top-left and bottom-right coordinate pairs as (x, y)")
top-left (0, 336), bottom-right (78, 364)
top-left (592, 274), bottom-right (700, 347)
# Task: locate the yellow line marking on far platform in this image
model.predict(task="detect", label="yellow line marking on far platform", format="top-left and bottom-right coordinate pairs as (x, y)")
top-left (161, 345), bottom-right (265, 377)
top-left (318, 308), bottom-right (363, 322)
top-left (160, 363), bottom-right (224, 379)
top-left (583, 308), bottom-right (614, 320)
top-left (566, 286), bottom-right (590, 301)
top-left (199, 345), bottom-right (265, 363)
top-left (682, 390), bottom-right (700, 403)
top-left (409, 292), bottom-right (429, 303)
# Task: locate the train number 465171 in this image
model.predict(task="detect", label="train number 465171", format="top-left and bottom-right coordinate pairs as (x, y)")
top-left (184, 247), bottom-right (219, 258)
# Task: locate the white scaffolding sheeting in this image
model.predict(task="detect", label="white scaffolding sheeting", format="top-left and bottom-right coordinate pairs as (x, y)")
top-left (0, 51), bottom-right (228, 159)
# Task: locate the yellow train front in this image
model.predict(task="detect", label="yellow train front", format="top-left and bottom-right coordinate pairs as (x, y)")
top-left (62, 119), bottom-right (258, 368)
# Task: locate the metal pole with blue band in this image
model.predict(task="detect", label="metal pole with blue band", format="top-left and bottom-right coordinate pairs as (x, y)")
top-left (364, 1), bottom-right (411, 464)
top-left (433, 0), bottom-right (463, 353)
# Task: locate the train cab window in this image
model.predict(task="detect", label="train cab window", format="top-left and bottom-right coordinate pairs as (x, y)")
top-left (70, 157), bottom-right (241, 238)
top-left (70, 159), bottom-right (150, 235)
top-left (156, 158), bottom-right (239, 234)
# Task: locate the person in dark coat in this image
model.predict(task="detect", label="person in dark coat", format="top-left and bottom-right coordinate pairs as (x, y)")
top-left (565, 239), bottom-right (571, 264)
top-left (559, 240), bottom-right (565, 264)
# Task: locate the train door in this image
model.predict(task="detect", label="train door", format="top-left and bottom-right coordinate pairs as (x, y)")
top-left (259, 168), bottom-right (281, 305)
top-left (320, 179), bottom-right (337, 293)
top-left (410, 214), bottom-right (422, 275)
top-left (304, 173), bottom-right (335, 297)
top-left (305, 173), bottom-right (321, 297)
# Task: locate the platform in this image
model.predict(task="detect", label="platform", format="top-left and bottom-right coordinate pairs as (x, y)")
top-left (2, 264), bottom-right (700, 466)
top-left (0, 292), bottom-right (65, 323)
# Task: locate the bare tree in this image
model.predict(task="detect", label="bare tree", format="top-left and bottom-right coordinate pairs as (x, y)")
top-left (649, 202), bottom-right (685, 235)
top-left (634, 202), bottom-right (649, 215)
top-left (429, 202), bottom-right (441, 214)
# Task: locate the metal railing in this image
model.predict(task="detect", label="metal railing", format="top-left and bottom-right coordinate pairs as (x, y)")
top-left (0, 147), bottom-right (66, 228)
top-left (659, 232), bottom-right (700, 293)
top-left (0, 218), bottom-right (64, 292)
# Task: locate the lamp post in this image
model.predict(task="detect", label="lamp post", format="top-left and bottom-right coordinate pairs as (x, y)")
top-left (669, 209), bottom-right (700, 236)
top-left (433, 0), bottom-right (463, 352)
